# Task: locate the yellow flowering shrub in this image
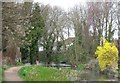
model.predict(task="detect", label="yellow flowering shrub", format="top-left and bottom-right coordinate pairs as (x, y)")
top-left (95, 38), bottom-right (118, 71)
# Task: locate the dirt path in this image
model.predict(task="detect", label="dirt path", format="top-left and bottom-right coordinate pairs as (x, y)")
top-left (4, 66), bottom-right (23, 81)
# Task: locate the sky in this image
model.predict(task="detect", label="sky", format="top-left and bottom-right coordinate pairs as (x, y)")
top-left (34, 0), bottom-right (86, 11)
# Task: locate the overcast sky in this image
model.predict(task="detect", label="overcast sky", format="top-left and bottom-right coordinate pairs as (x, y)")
top-left (34, 0), bottom-right (86, 11)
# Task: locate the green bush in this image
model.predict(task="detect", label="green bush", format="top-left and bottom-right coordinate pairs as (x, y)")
top-left (18, 66), bottom-right (32, 80)
top-left (116, 68), bottom-right (120, 72)
top-left (16, 62), bottom-right (24, 66)
top-left (77, 64), bottom-right (85, 72)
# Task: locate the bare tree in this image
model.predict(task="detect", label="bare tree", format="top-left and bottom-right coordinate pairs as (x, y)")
top-left (39, 4), bottom-right (67, 64)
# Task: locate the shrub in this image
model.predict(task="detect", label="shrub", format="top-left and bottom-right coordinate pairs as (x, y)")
top-left (116, 68), bottom-right (120, 72)
top-left (77, 64), bottom-right (85, 72)
top-left (95, 38), bottom-right (118, 71)
top-left (18, 66), bottom-right (32, 80)
top-left (16, 62), bottom-right (24, 66)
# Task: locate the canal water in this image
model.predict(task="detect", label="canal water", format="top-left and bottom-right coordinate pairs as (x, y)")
top-left (77, 59), bottom-right (118, 81)
top-left (78, 69), bottom-right (118, 81)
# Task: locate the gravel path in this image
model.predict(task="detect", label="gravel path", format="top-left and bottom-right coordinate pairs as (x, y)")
top-left (4, 66), bottom-right (23, 81)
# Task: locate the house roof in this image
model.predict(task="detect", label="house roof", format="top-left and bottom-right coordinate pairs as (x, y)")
top-left (64, 37), bottom-right (75, 45)
top-left (54, 37), bottom-right (75, 46)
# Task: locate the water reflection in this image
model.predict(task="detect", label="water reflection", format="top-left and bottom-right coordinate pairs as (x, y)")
top-left (79, 70), bottom-right (118, 81)
top-left (78, 59), bottom-right (118, 81)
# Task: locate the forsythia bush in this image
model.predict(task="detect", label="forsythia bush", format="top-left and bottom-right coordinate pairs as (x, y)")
top-left (95, 38), bottom-right (118, 71)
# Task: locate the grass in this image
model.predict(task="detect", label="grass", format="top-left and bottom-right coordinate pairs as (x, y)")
top-left (2, 65), bottom-right (11, 70)
top-left (0, 67), bottom-right (2, 83)
top-left (18, 65), bottom-right (71, 81)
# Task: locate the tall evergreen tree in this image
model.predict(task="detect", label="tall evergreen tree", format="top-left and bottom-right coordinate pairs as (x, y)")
top-left (24, 3), bottom-right (45, 64)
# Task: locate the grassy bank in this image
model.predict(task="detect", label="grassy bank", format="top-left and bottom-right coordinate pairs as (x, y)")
top-left (18, 65), bottom-right (72, 81)
top-left (0, 65), bottom-right (12, 82)
top-left (0, 67), bottom-right (2, 83)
